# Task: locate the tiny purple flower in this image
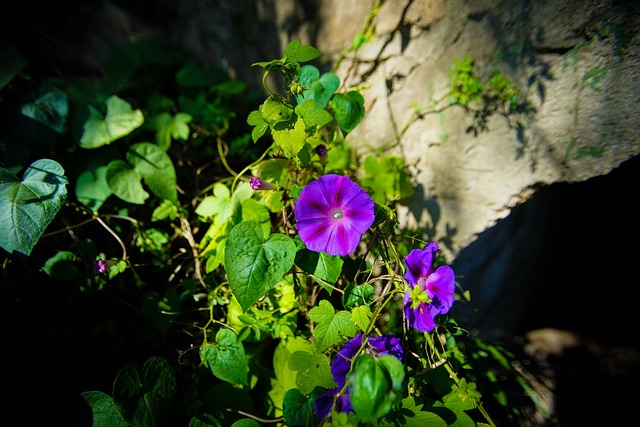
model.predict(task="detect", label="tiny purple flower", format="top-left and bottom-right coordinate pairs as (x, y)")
top-left (314, 333), bottom-right (403, 419)
top-left (315, 144), bottom-right (328, 163)
top-left (93, 259), bottom-right (114, 274)
top-left (403, 242), bottom-right (456, 332)
top-left (249, 176), bottom-right (275, 191)
top-left (294, 174), bottom-right (375, 256)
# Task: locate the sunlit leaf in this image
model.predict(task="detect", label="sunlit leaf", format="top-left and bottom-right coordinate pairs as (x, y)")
top-left (288, 351), bottom-right (336, 395)
top-left (351, 306), bottom-right (372, 332)
top-left (272, 116), bottom-right (306, 159)
top-left (308, 300), bottom-right (357, 346)
top-left (105, 160), bottom-right (149, 204)
top-left (0, 159), bottom-right (67, 256)
top-left (127, 142), bottom-right (178, 203)
top-left (295, 99), bottom-right (333, 128)
top-left (80, 95), bottom-right (144, 149)
top-left (284, 39), bottom-right (321, 64)
top-left (225, 221), bottom-right (296, 312)
top-left (75, 165), bottom-right (112, 212)
top-left (331, 91), bottom-right (364, 135)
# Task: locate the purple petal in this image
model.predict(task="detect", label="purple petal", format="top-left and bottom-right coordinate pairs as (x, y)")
top-left (332, 334), bottom-right (363, 387)
top-left (403, 293), bottom-right (437, 332)
top-left (295, 175), bottom-right (374, 256)
top-left (426, 265), bottom-right (456, 314)
top-left (403, 242), bottom-right (439, 284)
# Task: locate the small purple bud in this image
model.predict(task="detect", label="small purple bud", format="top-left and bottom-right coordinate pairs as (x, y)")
top-left (93, 259), bottom-right (114, 274)
top-left (250, 177), bottom-right (275, 191)
top-left (315, 144), bottom-right (328, 163)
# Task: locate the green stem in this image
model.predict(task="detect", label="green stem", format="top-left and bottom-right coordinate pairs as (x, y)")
top-left (230, 142), bottom-right (274, 194)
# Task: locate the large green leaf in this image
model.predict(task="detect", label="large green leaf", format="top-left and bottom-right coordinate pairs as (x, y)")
top-left (225, 221), bottom-right (296, 312)
top-left (348, 354), bottom-right (404, 422)
top-left (0, 159), bottom-right (67, 256)
top-left (80, 391), bottom-right (128, 427)
top-left (272, 116), bottom-right (306, 159)
top-left (288, 350), bottom-right (336, 395)
top-left (41, 251), bottom-right (78, 281)
top-left (127, 142), bottom-right (178, 203)
top-left (284, 39), bottom-right (321, 64)
top-left (80, 95), bottom-right (144, 149)
top-left (75, 165), bottom-right (112, 212)
top-left (112, 356), bottom-right (176, 427)
top-left (200, 328), bottom-right (249, 386)
top-left (283, 388), bottom-right (316, 427)
top-left (308, 300), bottom-right (357, 347)
top-left (105, 160), bottom-right (149, 204)
top-left (331, 91), bottom-right (365, 135)
top-left (296, 66), bottom-right (340, 109)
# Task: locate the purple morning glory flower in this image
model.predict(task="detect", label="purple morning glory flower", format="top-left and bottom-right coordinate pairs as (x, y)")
top-left (294, 174), bottom-right (375, 256)
top-left (403, 242), bottom-right (456, 332)
top-left (314, 334), bottom-right (403, 419)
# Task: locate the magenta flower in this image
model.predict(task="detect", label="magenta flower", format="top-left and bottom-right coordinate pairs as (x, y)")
top-left (403, 242), bottom-right (456, 332)
top-left (93, 259), bottom-right (114, 274)
top-left (314, 334), bottom-right (403, 419)
top-left (294, 174), bottom-right (375, 256)
top-left (249, 176), bottom-right (275, 191)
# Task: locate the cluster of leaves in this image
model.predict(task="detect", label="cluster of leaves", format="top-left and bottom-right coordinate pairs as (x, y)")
top-left (1, 36), bottom-right (539, 427)
top-left (448, 55), bottom-right (524, 136)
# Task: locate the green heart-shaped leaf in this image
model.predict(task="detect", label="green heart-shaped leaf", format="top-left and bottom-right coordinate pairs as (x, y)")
top-left (127, 142), bottom-right (178, 203)
top-left (200, 328), bottom-right (249, 386)
top-left (80, 95), bottom-right (144, 149)
top-left (80, 391), bottom-right (128, 427)
top-left (225, 221), bottom-right (296, 312)
top-left (331, 91), bottom-right (365, 135)
top-left (105, 159), bottom-right (149, 204)
top-left (0, 159), bottom-right (68, 256)
top-left (112, 356), bottom-right (176, 427)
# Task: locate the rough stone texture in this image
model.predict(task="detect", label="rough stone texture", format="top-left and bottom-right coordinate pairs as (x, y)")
top-left (333, 0), bottom-right (640, 262)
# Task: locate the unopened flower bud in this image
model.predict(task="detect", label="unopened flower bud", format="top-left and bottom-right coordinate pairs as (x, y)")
top-left (315, 144), bottom-right (328, 163)
top-left (250, 177), bottom-right (275, 191)
top-left (93, 259), bottom-right (115, 274)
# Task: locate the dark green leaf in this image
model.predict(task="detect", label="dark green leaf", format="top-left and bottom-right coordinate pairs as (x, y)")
top-left (283, 388), bottom-right (316, 427)
top-left (331, 91), bottom-right (365, 135)
top-left (200, 328), bottom-right (249, 386)
top-left (41, 251), bottom-right (78, 281)
top-left (112, 356), bottom-right (177, 427)
top-left (80, 391), bottom-right (128, 427)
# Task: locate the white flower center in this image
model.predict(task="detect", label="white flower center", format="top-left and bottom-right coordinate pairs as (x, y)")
top-left (330, 208), bottom-right (344, 220)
